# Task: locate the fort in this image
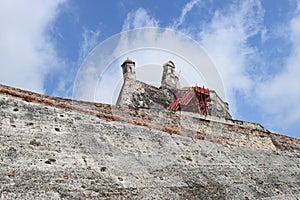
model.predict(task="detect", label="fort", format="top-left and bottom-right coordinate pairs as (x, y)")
top-left (0, 59), bottom-right (299, 199)
top-left (117, 58), bottom-right (231, 119)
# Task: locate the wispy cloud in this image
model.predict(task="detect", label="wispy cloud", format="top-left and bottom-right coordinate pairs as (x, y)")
top-left (0, 0), bottom-right (66, 93)
top-left (78, 28), bottom-right (101, 64)
top-left (54, 26), bottom-right (101, 98)
top-left (257, 3), bottom-right (300, 130)
top-left (172, 0), bottom-right (201, 29)
top-left (197, 0), bottom-right (264, 114)
top-left (122, 8), bottom-right (159, 30)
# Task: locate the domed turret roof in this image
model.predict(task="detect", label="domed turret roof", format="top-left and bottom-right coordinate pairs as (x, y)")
top-left (163, 60), bottom-right (175, 68)
top-left (121, 58), bottom-right (135, 66)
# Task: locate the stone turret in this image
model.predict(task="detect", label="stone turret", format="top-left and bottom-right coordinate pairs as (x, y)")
top-left (161, 61), bottom-right (180, 91)
top-left (117, 58), bottom-right (138, 107)
top-left (121, 58), bottom-right (136, 80)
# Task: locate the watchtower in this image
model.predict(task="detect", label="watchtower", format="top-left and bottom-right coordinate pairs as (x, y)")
top-left (161, 61), bottom-right (180, 91)
top-left (121, 58), bottom-right (136, 80)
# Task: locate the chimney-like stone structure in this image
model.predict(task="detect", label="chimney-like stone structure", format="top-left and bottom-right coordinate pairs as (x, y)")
top-left (121, 58), bottom-right (136, 80)
top-left (160, 61), bottom-right (180, 91)
top-left (117, 58), bottom-right (139, 107)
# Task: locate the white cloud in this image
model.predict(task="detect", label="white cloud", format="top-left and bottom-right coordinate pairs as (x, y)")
top-left (78, 28), bottom-right (101, 64)
top-left (257, 5), bottom-right (300, 129)
top-left (53, 26), bottom-right (101, 98)
top-left (173, 0), bottom-right (201, 29)
top-left (0, 0), bottom-right (65, 93)
top-left (198, 0), bottom-right (264, 114)
top-left (122, 8), bottom-right (159, 30)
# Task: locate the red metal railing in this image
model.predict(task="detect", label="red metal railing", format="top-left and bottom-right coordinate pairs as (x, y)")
top-left (167, 86), bottom-right (210, 115)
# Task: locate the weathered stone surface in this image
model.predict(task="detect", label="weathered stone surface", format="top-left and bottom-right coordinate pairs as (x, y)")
top-left (209, 90), bottom-right (232, 119)
top-left (0, 84), bottom-right (300, 199)
top-left (161, 60), bottom-right (180, 91)
top-left (117, 79), bottom-right (169, 110)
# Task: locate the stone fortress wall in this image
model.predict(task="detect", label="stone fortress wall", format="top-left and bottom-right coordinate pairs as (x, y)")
top-left (0, 83), bottom-right (300, 199)
top-left (1, 83), bottom-right (299, 152)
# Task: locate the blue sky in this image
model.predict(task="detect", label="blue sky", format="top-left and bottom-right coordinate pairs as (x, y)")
top-left (0, 0), bottom-right (300, 139)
